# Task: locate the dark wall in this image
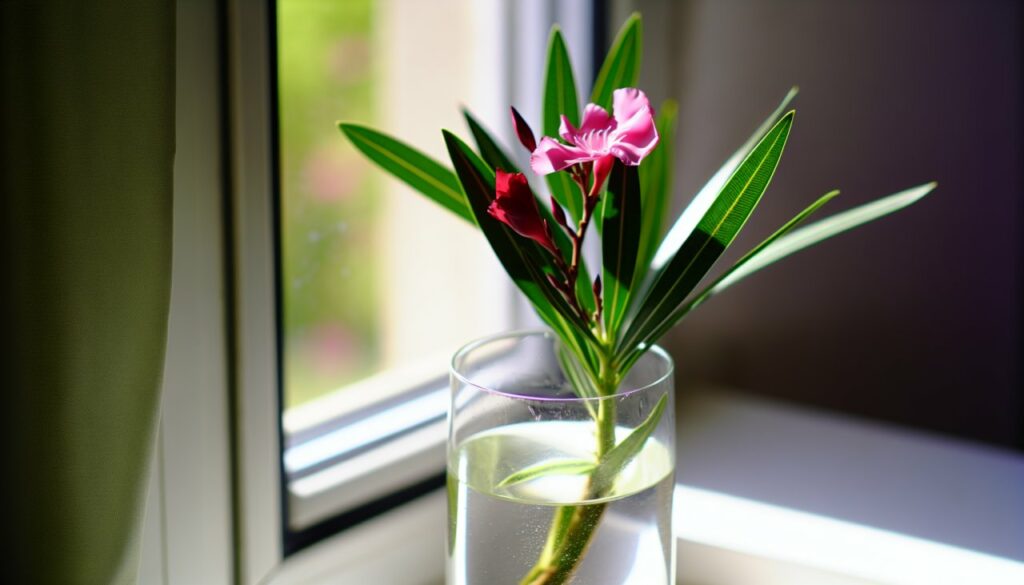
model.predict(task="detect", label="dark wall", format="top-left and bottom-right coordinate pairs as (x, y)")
top-left (630, 0), bottom-right (1022, 450)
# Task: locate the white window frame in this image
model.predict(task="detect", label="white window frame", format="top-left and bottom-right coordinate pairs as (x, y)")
top-left (227, 0), bottom-right (283, 579)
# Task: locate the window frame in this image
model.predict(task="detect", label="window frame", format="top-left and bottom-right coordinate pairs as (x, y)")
top-left (228, 0), bottom-right (285, 580)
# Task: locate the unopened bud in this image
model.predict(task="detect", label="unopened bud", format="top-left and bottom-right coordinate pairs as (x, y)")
top-left (510, 106), bottom-right (538, 152)
top-left (550, 197), bottom-right (569, 230)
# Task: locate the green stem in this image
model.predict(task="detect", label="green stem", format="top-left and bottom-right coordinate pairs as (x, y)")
top-left (517, 353), bottom-right (618, 585)
top-left (519, 503), bottom-right (607, 585)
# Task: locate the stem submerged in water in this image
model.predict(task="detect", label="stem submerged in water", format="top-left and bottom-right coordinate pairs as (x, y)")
top-left (517, 356), bottom-right (619, 585)
top-left (519, 503), bottom-right (607, 585)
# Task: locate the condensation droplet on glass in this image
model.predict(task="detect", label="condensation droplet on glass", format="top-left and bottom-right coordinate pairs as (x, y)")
top-left (307, 230), bottom-right (322, 243)
top-left (336, 221), bottom-right (348, 233)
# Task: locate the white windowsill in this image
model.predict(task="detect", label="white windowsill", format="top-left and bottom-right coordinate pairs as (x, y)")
top-left (284, 369), bottom-right (449, 530)
top-left (284, 339), bottom-right (503, 530)
top-left (673, 390), bottom-right (1024, 584)
top-left (676, 390), bottom-right (1024, 562)
top-left (271, 388), bottom-right (1024, 585)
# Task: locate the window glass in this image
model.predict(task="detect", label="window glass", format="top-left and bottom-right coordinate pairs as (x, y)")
top-left (278, 0), bottom-right (378, 407)
top-left (276, 0), bottom-right (508, 411)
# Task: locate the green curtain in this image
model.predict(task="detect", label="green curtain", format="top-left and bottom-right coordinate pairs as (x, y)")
top-left (1, 1), bottom-right (175, 583)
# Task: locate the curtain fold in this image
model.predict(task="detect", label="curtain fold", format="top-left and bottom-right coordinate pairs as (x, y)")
top-left (1, 1), bottom-right (176, 583)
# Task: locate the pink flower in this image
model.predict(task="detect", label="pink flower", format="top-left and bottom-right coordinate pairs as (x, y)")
top-left (529, 88), bottom-right (659, 183)
top-left (487, 170), bottom-right (559, 256)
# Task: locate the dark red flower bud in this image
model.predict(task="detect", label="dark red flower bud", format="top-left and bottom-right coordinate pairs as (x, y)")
top-left (550, 196), bottom-right (569, 231)
top-left (593, 275), bottom-right (602, 298)
top-left (510, 106), bottom-right (538, 152)
top-left (487, 170), bottom-right (559, 256)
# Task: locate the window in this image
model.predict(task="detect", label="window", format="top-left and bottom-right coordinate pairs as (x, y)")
top-left (273, 0), bottom-right (509, 553)
top-left (275, 1), bottom-right (510, 411)
top-left (276, 0), bottom-right (382, 409)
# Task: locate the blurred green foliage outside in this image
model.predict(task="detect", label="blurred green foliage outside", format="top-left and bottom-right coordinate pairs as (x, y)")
top-left (278, 0), bottom-right (380, 408)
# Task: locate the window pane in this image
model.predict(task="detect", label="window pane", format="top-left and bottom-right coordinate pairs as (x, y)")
top-left (278, 0), bottom-right (379, 407)
top-left (277, 0), bottom-right (509, 411)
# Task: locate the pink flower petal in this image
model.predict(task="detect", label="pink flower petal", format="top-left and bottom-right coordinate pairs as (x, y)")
top-left (530, 136), bottom-right (591, 175)
top-left (609, 119), bottom-right (658, 165)
top-left (609, 88), bottom-right (659, 165)
top-left (591, 154), bottom-right (616, 196)
top-left (611, 88), bottom-right (651, 126)
top-left (527, 88), bottom-right (657, 174)
top-left (608, 144), bottom-right (644, 166)
top-left (558, 115), bottom-right (580, 144)
top-left (578, 104), bottom-right (613, 133)
top-left (558, 105), bottom-right (613, 144)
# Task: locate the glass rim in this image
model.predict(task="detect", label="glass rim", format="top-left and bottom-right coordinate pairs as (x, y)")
top-left (450, 328), bottom-right (674, 403)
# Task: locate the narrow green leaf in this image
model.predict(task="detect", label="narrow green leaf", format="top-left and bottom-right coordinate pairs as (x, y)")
top-left (684, 190), bottom-right (840, 314)
top-left (497, 459), bottom-right (597, 489)
top-left (574, 259), bottom-right (598, 317)
top-left (498, 393), bottom-right (669, 493)
top-left (442, 130), bottom-right (598, 355)
top-left (616, 112), bottom-right (795, 362)
top-left (630, 191), bottom-right (838, 359)
top-left (338, 123), bottom-right (473, 223)
top-left (462, 108), bottom-right (519, 174)
top-left (601, 161), bottom-right (642, 338)
top-left (539, 30), bottom-right (600, 315)
top-left (543, 28), bottom-right (580, 130)
top-left (591, 13), bottom-right (643, 112)
top-left (619, 183), bottom-right (936, 373)
top-left (591, 393), bottom-right (668, 494)
top-left (634, 100), bottom-right (678, 293)
top-left (651, 88), bottom-right (797, 270)
top-left (543, 27), bottom-right (584, 222)
top-left (709, 182), bottom-right (936, 296)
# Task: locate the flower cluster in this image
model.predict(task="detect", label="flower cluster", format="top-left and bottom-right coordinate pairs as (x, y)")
top-left (486, 88), bottom-right (659, 325)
